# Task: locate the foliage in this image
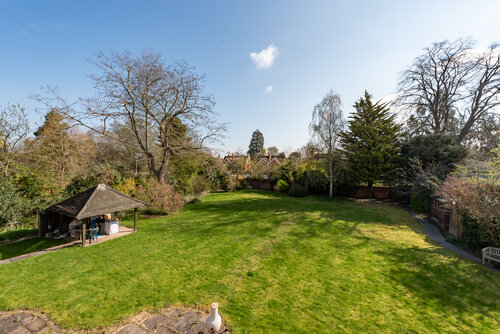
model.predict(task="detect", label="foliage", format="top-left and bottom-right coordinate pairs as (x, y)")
top-left (410, 193), bottom-right (429, 213)
top-left (0, 191), bottom-right (499, 332)
top-left (65, 174), bottom-right (98, 196)
top-left (13, 173), bottom-right (44, 199)
top-left (392, 157), bottom-right (441, 207)
top-left (288, 183), bottom-right (308, 197)
top-left (274, 179), bottom-right (290, 193)
top-left (298, 160), bottom-right (329, 195)
top-left (226, 156), bottom-right (247, 175)
top-left (135, 178), bottom-right (184, 214)
top-left (191, 174), bottom-right (211, 197)
top-left (113, 177), bottom-right (137, 197)
top-left (273, 159), bottom-right (300, 184)
top-left (0, 178), bottom-right (23, 227)
top-left (438, 161), bottom-right (500, 247)
top-left (24, 109), bottom-right (96, 193)
top-left (267, 146), bottom-right (279, 155)
top-left (399, 133), bottom-right (467, 180)
top-left (459, 214), bottom-right (492, 251)
top-left (309, 90), bottom-right (345, 197)
top-left (0, 227), bottom-right (37, 242)
top-left (168, 151), bottom-right (205, 194)
top-left (340, 91), bottom-right (402, 196)
top-left (247, 129), bottom-right (265, 157)
top-left (492, 144), bottom-right (500, 168)
top-left (200, 158), bottom-right (233, 191)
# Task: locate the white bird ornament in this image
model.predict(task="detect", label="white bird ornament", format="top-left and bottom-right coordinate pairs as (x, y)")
top-left (205, 302), bottom-right (222, 333)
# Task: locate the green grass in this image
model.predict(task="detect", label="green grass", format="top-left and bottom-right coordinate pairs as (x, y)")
top-left (0, 190), bottom-right (498, 333)
top-left (0, 227), bottom-right (37, 242)
top-left (0, 237), bottom-right (67, 260)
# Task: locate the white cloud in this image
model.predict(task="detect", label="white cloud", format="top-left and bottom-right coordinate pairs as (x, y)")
top-left (264, 85), bottom-right (274, 94)
top-left (250, 44), bottom-right (279, 70)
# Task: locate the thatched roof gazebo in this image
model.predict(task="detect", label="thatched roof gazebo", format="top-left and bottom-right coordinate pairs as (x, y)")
top-left (39, 184), bottom-right (147, 245)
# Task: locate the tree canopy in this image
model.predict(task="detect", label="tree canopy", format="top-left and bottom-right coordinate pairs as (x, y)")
top-left (247, 129), bottom-right (264, 157)
top-left (397, 38), bottom-right (500, 149)
top-left (340, 91), bottom-right (401, 196)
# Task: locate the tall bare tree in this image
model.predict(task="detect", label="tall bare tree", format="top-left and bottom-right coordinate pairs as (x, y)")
top-left (35, 50), bottom-right (225, 182)
top-left (309, 90), bottom-right (345, 198)
top-left (458, 43), bottom-right (500, 143)
top-left (0, 104), bottom-right (30, 177)
top-left (397, 38), bottom-right (500, 146)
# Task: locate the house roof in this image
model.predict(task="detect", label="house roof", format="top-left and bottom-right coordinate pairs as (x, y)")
top-left (42, 184), bottom-right (147, 219)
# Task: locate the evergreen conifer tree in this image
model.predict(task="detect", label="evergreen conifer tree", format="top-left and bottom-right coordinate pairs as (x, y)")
top-left (247, 129), bottom-right (264, 157)
top-left (340, 91), bottom-right (401, 197)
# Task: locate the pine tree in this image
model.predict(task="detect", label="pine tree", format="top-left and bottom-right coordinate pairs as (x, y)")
top-left (247, 129), bottom-right (264, 157)
top-left (340, 91), bottom-right (401, 197)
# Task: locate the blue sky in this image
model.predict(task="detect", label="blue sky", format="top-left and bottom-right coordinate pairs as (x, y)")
top-left (1, 0), bottom-right (499, 154)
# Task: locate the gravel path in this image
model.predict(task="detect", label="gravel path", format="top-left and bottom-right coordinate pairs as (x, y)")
top-left (404, 206), bottom-right (500, 274)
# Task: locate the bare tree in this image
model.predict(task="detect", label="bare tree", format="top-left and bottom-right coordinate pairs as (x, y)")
top-left (397, 38), bottom-right (500, 144)
top-left (458, 43), bottom-right (500, 143)
top-left (309, 90), bottom-right (345, 198)
top-left (34, 50), bottom-right (226, 182)
top-left (0, 104), bottom-right (30, 177)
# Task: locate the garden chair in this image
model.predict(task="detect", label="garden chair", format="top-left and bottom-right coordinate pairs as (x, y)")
top-left (86, 227), bottom-right (99, 245)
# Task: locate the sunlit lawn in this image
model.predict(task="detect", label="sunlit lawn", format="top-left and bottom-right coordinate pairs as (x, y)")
top-left (0, 190), bottom-right (498, 333)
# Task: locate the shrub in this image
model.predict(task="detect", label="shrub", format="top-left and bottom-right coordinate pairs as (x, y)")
top-left (114, 177), bottom-right (137, 197)
top-left (135, 178), bottom-right (185, 214)
top-left (192, 175), bottom-right (211, 197)
top-left (0, 179), bottom-right (24, 227)
top-left (288, 183), bottom-right (308, 197)
top-left (410, 193), bottom-right (429, 213)
top-left (303, 169), bottom-right (329, 194)
top-left (275, 179), bottom-right (290, 193)
top-left (439, 163), bottom-right (500, 248)
top-left (0, 227), bottom-right (37, 241)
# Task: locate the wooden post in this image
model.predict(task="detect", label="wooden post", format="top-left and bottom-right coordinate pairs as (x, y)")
top-left (37, 213), bottom-right (41, 238)
top-left (134, 208), bottom-right (138, 231)
top-left (82, 220), bottom-right (86, 247)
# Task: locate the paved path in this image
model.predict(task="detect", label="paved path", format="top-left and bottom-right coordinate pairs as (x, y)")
top-left (404, 206), bottom-right (500, 274)
top-left (0, 307), bottom-right (230, 334)
top-left (0, 226), bottom-right (135, 266)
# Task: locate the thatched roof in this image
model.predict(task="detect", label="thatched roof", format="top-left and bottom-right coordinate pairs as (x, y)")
top-left (42, 184), bottom-right (147, 219)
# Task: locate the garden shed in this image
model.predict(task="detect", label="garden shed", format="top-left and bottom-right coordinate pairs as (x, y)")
top-left (38, 184), bottom-right (147, 243)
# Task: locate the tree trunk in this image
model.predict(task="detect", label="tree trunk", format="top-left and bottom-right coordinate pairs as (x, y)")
top-left (368, 181), bottom-right (374, 199)
top-left (328, 157), bottom-right (333, 198)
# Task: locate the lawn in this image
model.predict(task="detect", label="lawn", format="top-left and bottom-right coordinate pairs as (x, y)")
top-left (0, 237), bottom-right (67, 260)
top-left (0, 190), bottom-right (498, 333)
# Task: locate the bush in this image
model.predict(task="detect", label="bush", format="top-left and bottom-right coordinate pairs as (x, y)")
top-left (439, 162), bottom-right (499, 248)
top-left (274, 179), bottom-right (290, 193)
top-left (135, 178), bottom-right (185, 214)
top-left (459, 214), bottom-right (491, 251)
top-left (192, 175), bottom-right (211, 197)
top-left (410, 193), bottom-right (429, 213)
top-left (113, 177), bottom-right (137, 197)
top-left (0, 227), bottom-right (37, 241)
top-left (303, 169), bottom-right (329, 194)
top-left (288, 183), bottom-right (308, 197)
top-left (0, 179), bottom-right (24, 227)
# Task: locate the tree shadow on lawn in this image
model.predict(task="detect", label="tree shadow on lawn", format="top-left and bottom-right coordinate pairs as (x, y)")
top-left (187, 194), bottom-right (422, 241)
top-left (374, 244), bottom-right (500, 318)
top-left (0, 238), bottom-right (67, 260)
